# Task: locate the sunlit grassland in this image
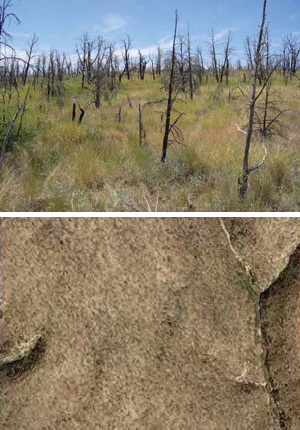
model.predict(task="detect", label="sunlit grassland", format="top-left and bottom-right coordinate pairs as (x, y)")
top-left (0, 72), bottom-right (299, 212)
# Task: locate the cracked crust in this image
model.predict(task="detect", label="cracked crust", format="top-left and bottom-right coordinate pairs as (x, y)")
top-left (260, 247), bottom-right (300, 429)
top-left (1, 218), bottom-right (299, 429)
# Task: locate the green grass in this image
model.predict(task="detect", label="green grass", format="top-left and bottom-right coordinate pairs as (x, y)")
top-left (0, 72), bottom-right (299, 212)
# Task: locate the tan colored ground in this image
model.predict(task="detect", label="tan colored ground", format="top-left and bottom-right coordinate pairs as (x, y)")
top-left (0, 218), bottom-right (300, 429)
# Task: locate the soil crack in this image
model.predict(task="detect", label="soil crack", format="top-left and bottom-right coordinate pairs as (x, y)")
top-left (219, 218), bottom-right (300, 429)
top-left (259, 245), bottom-right (300, 430)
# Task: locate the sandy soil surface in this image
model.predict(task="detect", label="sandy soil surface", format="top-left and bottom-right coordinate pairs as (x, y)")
top-left (0, 218), bottom-right (299, 429)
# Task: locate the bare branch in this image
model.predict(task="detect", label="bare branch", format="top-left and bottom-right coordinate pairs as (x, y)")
top-left (248, 143), bottom-right (268, 173)
top-left (234, 123), bottom-right (247, 135)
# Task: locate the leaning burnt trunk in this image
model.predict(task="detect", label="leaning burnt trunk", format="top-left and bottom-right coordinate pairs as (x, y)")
top-left (161, 11), bottom-right (178, 163)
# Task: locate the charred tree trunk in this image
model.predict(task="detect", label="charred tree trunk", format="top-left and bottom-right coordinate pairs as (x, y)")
top-left (139, 103), bottom-right (144, 147)
top-left (79, 105), bottom-right (85, 124)
top-left (210, 30), bottom-right (219, 83)
top-left (187, 28), bottom-right (194, 100)
top-left (0, 103), bottom-right (24, 172)
top-left (161, 10), bottom-right (178, 163)
top-left (220, 31), bottom-right (231, 85)
top-left (239, 0), bottom-right (268, 199)
top-left (22, 34), bottom-right (38, 86)
top-left (119, 36), bottom-right (132, 82)
top-left (156, 45), bottom-right (162, 78)
top-left (72, 103), bottom-right (76, 121)
top-left (262, 30), bottom-right (270, 137)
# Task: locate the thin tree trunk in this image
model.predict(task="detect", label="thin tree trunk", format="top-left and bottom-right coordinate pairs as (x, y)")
top-left (239, 0), bottom-right (267, 199)
top-left (0, 105), bottom-right (23, 172)
top-left (72, 103), bottom-right (76, 121)
top-left (139, 103), bottom-right (144, 147)
top-left (187, 28), bottom-right (194, 100)
top-left (161, 10), bottom-right (178, 163)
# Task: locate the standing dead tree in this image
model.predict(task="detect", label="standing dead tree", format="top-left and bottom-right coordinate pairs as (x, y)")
top-left (76, 34), bottom-right (87, 89)
top-left (138, 103), bottom-right (144, 147)
top-left (76, 33), bottom-right (98, 89)
top-left (283, 34), bottom-right (300, 80)
top-left (0, 0), bottom-right (31, 169)
top-left (44, 50), bottom-right (65, 100)
top-left (208, 30), bottom-right (232, 86)
top-left (237, 0), bottom-right (276, 199)
top-left (254, 31), bottom-right (290, 139)
top-left (0, 0), bottom-right (20, 50)
top-left (78, 37), bottom-right (120, 109)
top-left (41, 54), bottom-right (47, 78)
top-left (220, 31), bottom-right (232, 85)
top-left (209, 30), bottom-right (219, 83)
top-left (195, 46), bottom-right (205, 85)
top-left (0, 86), bottom-right (30, 171)
top-left (0, 103), bottom-right (21, 170)
top-left (22, 34), bottom-right (38, 85)
top-left (0, 1), bottom-right (23, 96)
top-left (72, 102), bottom-right (76, 121)
top-left (245, 36), bottom-right (254, 71)
top-left (56, 53), bottom-right (67, 86)
top-left (161, 11), bottom-right (185, 163)
top-left (177, 35), bottom-right (187, 93)
top-left (187, 27), bottom-right (194, 99)
top-left (107, 43), bottom-right (117, 92)
top-left (32, 55), bottom-right (41, 89)
top-left (156, 45), bottom-right (162, 78)
top-left (138, 50), bottom-right (148, 80)
top-left (260, 29), bottom-right (271, 137)
top-left (149, 55), bottom-right (156, 80)
top-left (119, 36), bottom-right (132, 82)
top-left (90, 37), bottom-right (107, 109)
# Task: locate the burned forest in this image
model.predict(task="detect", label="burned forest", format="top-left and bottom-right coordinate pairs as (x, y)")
top-left (0, 0), bottom-right (299, 212)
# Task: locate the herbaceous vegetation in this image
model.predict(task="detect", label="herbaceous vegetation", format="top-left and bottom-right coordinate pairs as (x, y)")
top-left (0, 0), bottom-right (299, 212)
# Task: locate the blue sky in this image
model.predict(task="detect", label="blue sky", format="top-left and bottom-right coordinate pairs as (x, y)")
top-left (7, 0), bottom-right (300, 59)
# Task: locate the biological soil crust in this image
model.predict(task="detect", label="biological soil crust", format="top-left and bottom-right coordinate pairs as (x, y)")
top-left (0, 218), bottom-right (299, 429)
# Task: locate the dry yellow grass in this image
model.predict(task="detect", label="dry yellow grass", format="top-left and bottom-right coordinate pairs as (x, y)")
top-left (0, 73), bottom-right (299, 212)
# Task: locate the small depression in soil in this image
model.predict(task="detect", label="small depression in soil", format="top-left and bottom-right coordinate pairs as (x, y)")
top-left (260, 249), bottom-right (300, 429)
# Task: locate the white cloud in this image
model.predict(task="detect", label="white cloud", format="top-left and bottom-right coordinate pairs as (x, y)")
top-left (159, 34), bottom-right (173, 45)
top-left (214, 28), bottom-right (232, 41)
top-left (201, 28), bottom-right (232, 44)
top-left (102, 14), bottom-right (127, 33)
